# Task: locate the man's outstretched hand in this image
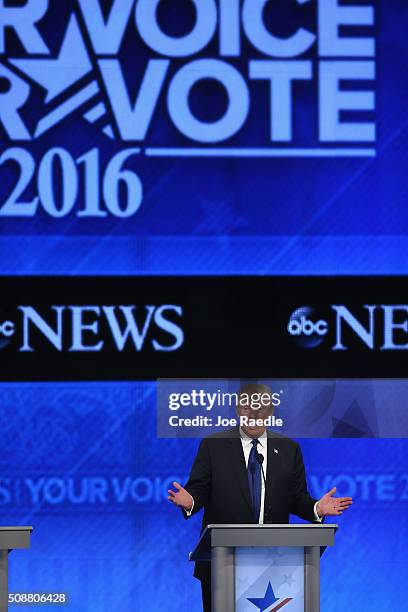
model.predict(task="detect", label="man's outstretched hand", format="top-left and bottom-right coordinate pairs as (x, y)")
top-left (168, 482), bottom-right (193, 511)
top-left (316, 487), bottom-right (353, 517)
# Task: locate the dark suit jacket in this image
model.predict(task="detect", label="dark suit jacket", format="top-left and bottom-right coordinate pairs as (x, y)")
top-left (184, 428), bottom-right (319, 580)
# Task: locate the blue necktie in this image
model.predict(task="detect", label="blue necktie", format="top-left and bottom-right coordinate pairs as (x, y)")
top-left (247, 439), bottom-right (262, 523)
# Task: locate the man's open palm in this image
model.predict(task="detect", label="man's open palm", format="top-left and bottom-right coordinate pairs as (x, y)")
top-left (317, 487), bottom-right (353, 516)
top-left (168, 482), bottom-right (193, 511)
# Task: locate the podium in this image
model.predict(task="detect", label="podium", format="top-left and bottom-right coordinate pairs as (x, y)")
top-left (0, 527), bottom-right (33, 612)
top-left (190, 524), bottom-right (337, 612)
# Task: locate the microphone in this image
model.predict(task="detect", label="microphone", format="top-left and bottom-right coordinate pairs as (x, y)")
top-left (256, 452), bottom-right (267, 488)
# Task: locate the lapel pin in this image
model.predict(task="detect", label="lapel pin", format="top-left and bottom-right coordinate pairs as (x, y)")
top-left (274, 448), bottom-right (278, 454)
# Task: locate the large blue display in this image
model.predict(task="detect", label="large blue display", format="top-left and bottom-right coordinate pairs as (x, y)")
top-left (1, 0), bottom-right (406, 275)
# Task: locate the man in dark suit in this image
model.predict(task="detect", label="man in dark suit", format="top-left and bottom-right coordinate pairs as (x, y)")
top-left (168, 383), bottom-right (352, 611)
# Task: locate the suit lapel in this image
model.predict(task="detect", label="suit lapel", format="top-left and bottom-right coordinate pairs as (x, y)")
top-left (265, 435), bottom-right (279, 512)
top-left (226, 435), bottom-right (253, 512)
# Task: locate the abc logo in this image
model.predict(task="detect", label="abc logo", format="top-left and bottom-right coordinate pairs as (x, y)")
top-left (287, 307), bottom-right (328, 348)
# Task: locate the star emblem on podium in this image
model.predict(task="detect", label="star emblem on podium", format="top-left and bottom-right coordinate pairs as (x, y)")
top-left (247, 581), bottom-right (293, 611)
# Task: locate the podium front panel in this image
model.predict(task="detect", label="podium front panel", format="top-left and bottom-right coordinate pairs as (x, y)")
top-left (235, 547), bottom-right (304, 612)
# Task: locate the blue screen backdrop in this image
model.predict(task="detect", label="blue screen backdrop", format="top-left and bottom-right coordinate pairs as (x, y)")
top-left (0, 0), bottom-right (406, 275)
top-left (0, 383), bottom-right (407, 611)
